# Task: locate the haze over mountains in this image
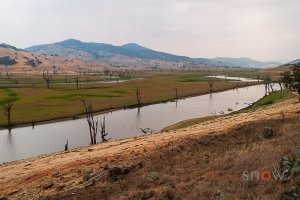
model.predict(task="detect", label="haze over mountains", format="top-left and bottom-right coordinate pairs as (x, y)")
top-left (287, 59), bottom-right (300, 65)
top-left (211, 57), bottom-right (281, 68)
top-left (25, 39), bottom-right (282, 69)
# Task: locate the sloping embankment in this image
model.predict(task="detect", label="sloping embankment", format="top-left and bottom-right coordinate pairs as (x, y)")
top-left (0, 96), bottom-right (299, 199)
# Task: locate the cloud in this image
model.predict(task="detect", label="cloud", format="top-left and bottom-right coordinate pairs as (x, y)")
top-left (0, 0), bottom-right (299, 61)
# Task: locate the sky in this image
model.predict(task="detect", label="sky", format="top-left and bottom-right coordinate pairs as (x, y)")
top-left (0, 0), bottom-right (299, 62)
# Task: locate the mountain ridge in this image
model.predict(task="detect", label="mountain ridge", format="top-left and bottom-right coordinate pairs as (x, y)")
top-left (211, 57), bottom-right (281, 68)
top-left (23, 39), bottom-right (282, 68)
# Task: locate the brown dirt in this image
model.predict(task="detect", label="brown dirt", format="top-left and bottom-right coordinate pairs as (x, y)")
top-left (0, 48), bottom-right (104, 73)
top-left (0, 97), bottom-right (299, 200)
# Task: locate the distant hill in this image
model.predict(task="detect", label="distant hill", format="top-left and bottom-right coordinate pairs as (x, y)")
top-left (0, 43), bottom-right (104, 73)
top-left (0, 43), bottom-right (21, 51)
top-left (286, 59), bottom-right (300, 65)
top-left (211, 57), bottom-right (281, 68)
top-left (264, 58), bottom-right (299, 73)
top-left (27, 39), bottom-right (191, 61)
top-left (25, 39), bottom-right (282, 69)
top-left (25, 39), bottom-right (236, 68)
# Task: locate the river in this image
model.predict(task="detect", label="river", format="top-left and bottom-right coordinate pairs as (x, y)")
top-left (0, 83), bottom-right (273, 163)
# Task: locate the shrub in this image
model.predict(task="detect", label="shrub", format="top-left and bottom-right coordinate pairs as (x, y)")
top-left (25, 59), bottom-right (37, 67)
top-left (0, 56), bottom-right (17, 66)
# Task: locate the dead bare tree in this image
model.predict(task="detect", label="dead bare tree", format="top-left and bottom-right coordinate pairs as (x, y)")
top-left (42, 72), bottom-right (51, 88)
top-left (208, 80), bottom-right (215, 93)
top-left (269, 79), bottom-right (274, 92)
top-left (65, 75), bottom-right (68, 85)
top-left (3, 103), bottom-right (13, 127)
top-left (75, 76), bottom-right (80, 90)
top-left (99, 116), bottom-right (109, 142)
top-left (236, 82), bottom-right (239, 90)
top-left (263, 76), bottom-right (273, 95)
top-left (278, 76), bottom-right (283, 97)
top-left (64, 139), bottom-right (68, 151)
top-left (257, 75), bottom-right (260, 82)
top-left (136, 88), bottom-right (141, 106)
top-left (81, 98), bottom-right (98, 145)
top-left (264, 78), bottom-right (268, 96)
top-left (175, 88), bottom-right (178, 99)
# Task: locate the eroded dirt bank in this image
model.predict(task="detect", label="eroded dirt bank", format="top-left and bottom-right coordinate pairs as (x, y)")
top-left (0, 97), bottom-right (299, 200)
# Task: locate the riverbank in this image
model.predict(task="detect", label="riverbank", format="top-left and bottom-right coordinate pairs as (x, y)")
top-left (162, 89), bottom-right (293, 131)
top-left (0, 93), bottom-right (299, 199)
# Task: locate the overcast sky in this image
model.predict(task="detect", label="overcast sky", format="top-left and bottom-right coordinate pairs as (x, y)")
top-left (0, 0), bottom-right (299, 62)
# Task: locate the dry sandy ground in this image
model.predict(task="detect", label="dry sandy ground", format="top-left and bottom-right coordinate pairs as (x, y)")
top-left (0, 97), bottom-right (300, 199)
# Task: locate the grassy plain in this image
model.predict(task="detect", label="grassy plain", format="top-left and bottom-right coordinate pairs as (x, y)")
top-left (0, 71), bottom-right (277, 126)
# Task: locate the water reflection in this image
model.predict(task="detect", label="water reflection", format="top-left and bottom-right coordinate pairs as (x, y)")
top-left (6, 129), bottom-right (15, 156)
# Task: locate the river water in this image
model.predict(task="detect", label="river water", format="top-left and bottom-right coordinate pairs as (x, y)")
top-left (0, 83), bottom-right (272, 163)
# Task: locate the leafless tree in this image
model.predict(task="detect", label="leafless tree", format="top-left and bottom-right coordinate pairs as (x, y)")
top-left (257, 75), bottom-right (260, 82)
top-left (263, 76), bottom-right (273, 95)
top-left (208, 80), bottom-right (215, 93)
top-left (263, 77), bottom-right (268, 96)
top-left (236, 82), bottom-right (239, 90)
top-left (6, 72), bottom-right (12, 80)
top-left (65, 139), bottom-right (68, 151)
top-left (75, 76), bottom-right (80, 90)
top-left (42, 72), bottom-right (51, 88)
top-left (278, 76), bottom-right (284, 97)
top-left (81, 98), bottom-right (98, 145)
top-left (3, 103), bottom-right (13, 127)
top-left (175, 88), bottom-right (178, 99)
top-left (99, 116), bottom-right (109, 142)
top-left (65, 75), bottom-right (68, 85)
top-left (136, 88), bottom-right (141, 106)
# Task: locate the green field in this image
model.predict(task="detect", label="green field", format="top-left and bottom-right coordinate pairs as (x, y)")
top-left (0, 71), bottom-right (278, 126)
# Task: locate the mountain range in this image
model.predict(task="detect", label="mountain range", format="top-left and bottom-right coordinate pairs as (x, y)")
top-left (25, 39), bottom-right (282, 69)
top-left (286, 59), bottom-right (300, 65)
top-left (211, 57), bottom-right (281, 68)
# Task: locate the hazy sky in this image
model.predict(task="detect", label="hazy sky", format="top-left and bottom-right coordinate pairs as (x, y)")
top-left (1, 0), bottom-right (299, 61)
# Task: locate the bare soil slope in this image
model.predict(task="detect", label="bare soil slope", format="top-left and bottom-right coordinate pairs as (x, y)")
top-left (0, 97), bottom-right (299, 200)
top-left (0, 47), bottom-right (104, 74)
